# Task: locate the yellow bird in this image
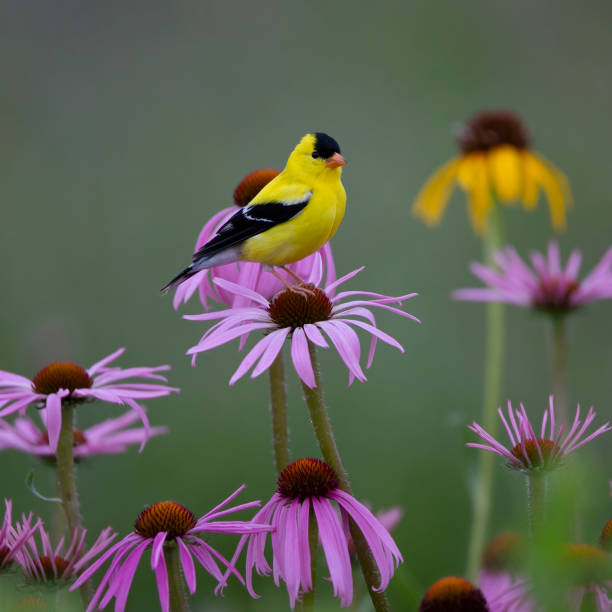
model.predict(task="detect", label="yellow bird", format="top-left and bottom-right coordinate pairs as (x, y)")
top-left (162, 132), bottom-right (346, 292)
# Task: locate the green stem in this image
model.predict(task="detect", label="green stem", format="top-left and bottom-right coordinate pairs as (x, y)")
top-left (465, 203), bottom-right (505, 581)
top-left (56, 403), bottom-right (92, 607)
top-left (269, 351), bottom-right (290, 475)
top-left (301, 343), bottom-right (391, 612)
top-left (526, 474), bottom-right (547, 539)
top-left (165, 544), bottom-right (191, 612)
top-left (551, 315), bottom-right (569, 425)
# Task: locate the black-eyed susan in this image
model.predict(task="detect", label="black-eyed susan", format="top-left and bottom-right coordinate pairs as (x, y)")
top-left (413, 111), bottom-right (571, 233)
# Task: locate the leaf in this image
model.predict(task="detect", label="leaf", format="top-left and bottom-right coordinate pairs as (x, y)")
top-left (25, 471), bottom-right (62, 503)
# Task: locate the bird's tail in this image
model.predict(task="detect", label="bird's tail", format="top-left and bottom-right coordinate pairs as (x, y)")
top-left (160, 265), bottom-right (199, 294)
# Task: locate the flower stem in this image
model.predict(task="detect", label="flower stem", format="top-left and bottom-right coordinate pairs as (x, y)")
top-left (165, 543), bottom-right (191, 612)
top-left (269, 350), bottom-right (290, 475)
top-left (301, 342), bottom-right (390, 612)
top-left (551, 315), bottom-right (569, 425)
top-left (526, 474), bottom-right (547, 539)
top-left (56, 402), bottom-right (92, 606)
top-left (465, 202), bottom-right (505, 581)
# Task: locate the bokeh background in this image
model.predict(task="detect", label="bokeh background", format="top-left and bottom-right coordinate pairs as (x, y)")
top-left (2, 1), bottom-right (612, 609)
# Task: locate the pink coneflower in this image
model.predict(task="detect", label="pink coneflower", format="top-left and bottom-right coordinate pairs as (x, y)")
top-left (221, 458), bottom-right (402, 608)
top-left (453, 242), bottom-right (612, 312)
top-left (563, 545), bottom-right (612, 611)
top-left (15, 523), bottom-right (115, 583)
top-left (185, 264), bottom-right (419, 387)
top-left (419, 576), bottom-right (531, 612)
top-left (479, 533), bottom-right (534, 612)
top-left (0, 500), bottom-right (41, 571)
top-left (467, 396), bottom-right (611, 474)
top-left (70, 485), bottom-right (272, 612)
top-left (172, 169), bottom-right (336, 312)
top-left (0, 411), bottom-right (167, 459)
top-left (0, 348), bottom-right (179, 453)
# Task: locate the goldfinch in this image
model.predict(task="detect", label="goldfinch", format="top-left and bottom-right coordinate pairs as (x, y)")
top-left (162, 132), bottom-right (346, 292)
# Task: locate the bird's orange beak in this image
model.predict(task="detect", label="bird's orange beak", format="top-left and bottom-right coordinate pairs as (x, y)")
top-left (326, 153), bottom-right (347, 168)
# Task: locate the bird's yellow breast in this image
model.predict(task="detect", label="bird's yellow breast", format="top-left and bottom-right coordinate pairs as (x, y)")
top-left (241, 174), bottom-right (346, 266)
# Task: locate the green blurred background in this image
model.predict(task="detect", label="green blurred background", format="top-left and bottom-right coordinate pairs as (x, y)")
top-left (2, 1), bottom-right (612, 609)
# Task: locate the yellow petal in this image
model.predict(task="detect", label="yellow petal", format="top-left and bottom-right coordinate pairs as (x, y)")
top-left (412, 157), bottom-right (461, 226)
top-left (457, 154), bottom-right (492, 234)
top-left (487, 145), bottom-right (522, 202)
top-left (521, 152), bottom-right (540, 209)
top-left (528, 153), bottom-right (572, 230)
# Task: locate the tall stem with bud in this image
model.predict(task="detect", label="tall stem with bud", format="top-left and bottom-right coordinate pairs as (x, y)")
top-left (56, 402), bottom-right (92, 605)
top-left (466, 202), bottom-right (505, 581)
top-left (301, 342), bottom-right (391, 612)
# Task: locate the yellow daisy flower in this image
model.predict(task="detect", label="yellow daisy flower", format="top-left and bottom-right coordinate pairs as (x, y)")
top-left (413, 111), bottom-right (571, 234)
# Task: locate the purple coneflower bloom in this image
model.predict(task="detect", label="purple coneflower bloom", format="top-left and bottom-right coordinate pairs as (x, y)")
top-left (0, 499), bottom-right (41, 571)
top-left (172, 169), bottom-right (336, 312)
top-left (479, 533), bottom-right (534, 612)
top-left (419, 575), bottom-right (531, 612)
top-left (563, 545), bottom-right (612, 611)
top-left (185, 263), bottom-right (419, 387)
top-left (467, 396), bottom-right (611, 474)
top-left (454, 242), bottom-right (612, 312)
top-left (70, 485), bottom-right (272, 612)
top-left (16, 523), bottom-right (115, 583)
top-left (0, 348), bottom-right (179, 453)
top-left (0, 411), bottom-right (167, 459)
top-left (221, 458), bottom-right (402, 608)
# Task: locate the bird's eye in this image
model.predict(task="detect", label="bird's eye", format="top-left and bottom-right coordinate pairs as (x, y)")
top-left (311, 152), bottom-right (320, 159)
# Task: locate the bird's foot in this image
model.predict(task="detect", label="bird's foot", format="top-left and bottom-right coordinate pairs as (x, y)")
top-left (270, 268), bottom-right (317, 299)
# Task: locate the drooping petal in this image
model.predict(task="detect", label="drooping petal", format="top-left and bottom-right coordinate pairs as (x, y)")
top-left (290, 328), bottom-right (316, 388)
top-left (412, 157), bottom-right (462, 226)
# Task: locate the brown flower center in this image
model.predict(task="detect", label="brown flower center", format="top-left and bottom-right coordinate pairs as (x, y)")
top-left (420, 577), bottom-right (489, 612)
top-left (0, 545), bottom-right (12, 567)
top-left (533, 279), bottom-right (580, 312)
top-left (268, 284), bottom-right (333, 329)
top-left (41, 429), bottom-right (87, 448)
top-left (32, 362), bottom-right (92, 396)
top-left (510, 439), bottom-right (556, 469)
top-left (233, 168), bottom-right (280, 207)
top-left (37, 555), bottom-right (69, 580)
top-left (457, 111), bottom-right (530, 154)
top-left (482, 532), bottom-right (523, 572)
top-left (599, 519), bottom-right (612, 552)
top-left (563, 544), bottom-right (610, 585)
top-left (277, 458), bottom-right (340, 501)
top-left (134, 501), bottom-right (197, 540)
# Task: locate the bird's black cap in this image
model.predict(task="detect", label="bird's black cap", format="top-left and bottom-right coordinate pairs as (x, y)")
top-left (314, 132), bottom-right (341, 159)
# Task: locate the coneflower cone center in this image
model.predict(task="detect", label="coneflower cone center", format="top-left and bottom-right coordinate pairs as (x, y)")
top-left (457, 111), bottom-right (530, 154)
top-left (599, 519), bottom-right (612, 552)
top-left (510, 438), bottom-right (555, 468)
top-left (32, 362), bottom-right (92, 396)
top-left (534, 278), bottom-right (580, 311)
top-left (41, 428), bottom-right (87, 448)
top-left (233, 168), bottom-right (280, 207)
top-left (482, 532), bottom-right (522, 572)
top-left (268, 284), bottom-right (333, 329)
top-left (38, 555), bottom-right (69, 579)
top-left (564, 545), bottom-right (610, 585)
top-left (420, 577), bottom-right (489, 612)
top-left (134, 501), bottom-right (196, 540)
top-left (277, 458), bottom-right (339, 501)
top-left (0, 545), bottom-right (12, 567)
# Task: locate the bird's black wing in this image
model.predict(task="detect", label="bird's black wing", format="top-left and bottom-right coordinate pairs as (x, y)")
top-left (193, 194), bottom-right (311, 262)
